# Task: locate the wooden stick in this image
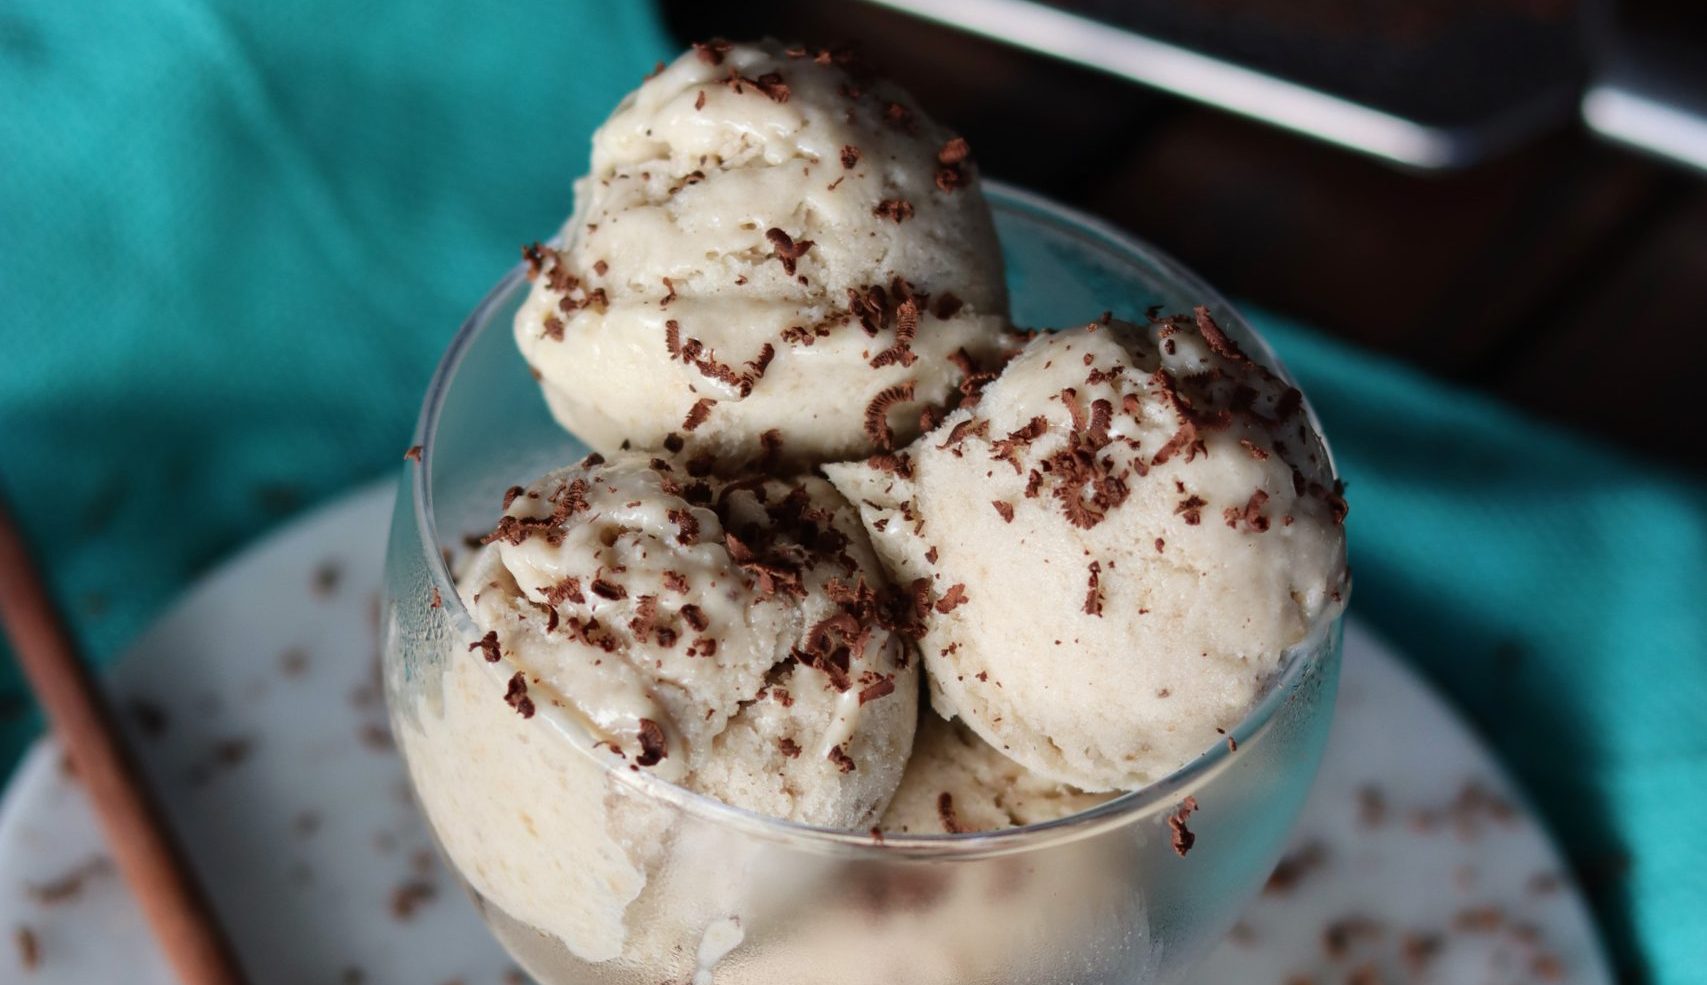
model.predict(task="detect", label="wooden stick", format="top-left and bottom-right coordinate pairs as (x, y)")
top-left (0, 495), bottom-right (250, 985)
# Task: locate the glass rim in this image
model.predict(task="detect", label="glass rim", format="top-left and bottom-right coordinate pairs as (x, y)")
top-left (408, 180), bottom-right (1348, 859)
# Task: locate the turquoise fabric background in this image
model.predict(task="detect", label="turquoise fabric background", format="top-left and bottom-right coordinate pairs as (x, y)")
top-left (1, 1), bottom-right (1701, 982)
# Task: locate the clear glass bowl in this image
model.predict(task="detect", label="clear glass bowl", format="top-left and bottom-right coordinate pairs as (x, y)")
top-left (381, 184), bottom-right (1345, 985)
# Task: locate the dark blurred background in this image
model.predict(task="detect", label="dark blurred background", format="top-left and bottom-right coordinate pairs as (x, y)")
top-left (664, 0), bottom-right (1707, 471)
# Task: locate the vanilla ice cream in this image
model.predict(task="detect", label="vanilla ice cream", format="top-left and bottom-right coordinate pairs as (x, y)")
top-left (881, 714), bottom-right (1114, 835)
top-left (516, 39), bottom-right (1010, 468)
top-left (826, 309), bottom-right (1349, 792)
top-left (457, 450), bottom-right (918, 823)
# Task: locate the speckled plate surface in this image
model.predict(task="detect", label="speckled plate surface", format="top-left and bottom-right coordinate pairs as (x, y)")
top-left (0, 482), bottom-right (1612, 984)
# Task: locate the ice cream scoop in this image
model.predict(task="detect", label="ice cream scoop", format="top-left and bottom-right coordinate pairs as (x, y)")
top-left (457, 450), bottom-right (919, 825)
top-left (826, 310), bottom-right (1349, 791)
top-left (880, 713), bottom-right (1114, 835)
top-left (515, 39), bottom-right (1010, 469)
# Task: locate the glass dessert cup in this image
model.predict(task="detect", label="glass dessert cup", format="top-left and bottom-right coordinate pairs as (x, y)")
top-left (382, 184), bottom-right (1346, 985)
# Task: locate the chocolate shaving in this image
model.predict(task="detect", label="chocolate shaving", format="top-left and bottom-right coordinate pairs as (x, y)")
top-left (841, 145), bottom-right (861, 168)
top-left (1059, 387), bottom-right (1088, 432)
top-left (666, 507), bottom-right (700, 545)
top-left (990, 416), bottom-right (1047, 472)
top-left (828, 744), bottom-right (856, 773)
top-left (1223, 489), bottom-right (1270, 532)
top-left (778, 737), bottom-right (802, 758)
top-left (693, 39), bottom-right (732, 65)
top-left (992, 500), bottom-right (1014, 523)
top-left (1175, 495), bottom-right (1207, 525)
top-left (682, 398), bottom-right (715, 432)
top-left (402, 445), bottom-right (422, 463)
top-left (1194, 306), bottom-right (1245, 361)
top-left (866, 451), bottom-right (914, 478)
top-left (765, 228), bottom-right (815, 276)
top-left (503, 673), bottom-right (535, 718)
top-left (522, 242), bottom-right (548, 278)
top-left (937, 792), bottom-right (968, 833)
top-left (858, 677), bottom-right (896, 705)
top-left (1168, 796), bottom-right (1198, 856)
top-left (469, 631), bottom-right (500, 663)
top-left (677, 335), bottom-right (757, 395)
top-left (482, 478), bottom-right (589, 547)
top-left (873, 199), bottom-right (914, 223)
top-left (636, 719), bottom-right (668, 766)
top-left (724, 69), bottom-right (790, 103)
top-left (934, 583), bottom-right (969, 614)
top-left (589, 578), bottom-right (627, 601)
top-left (746, 343), bottom-right (776, 383)
top-left (869, 296), bottom-right (921, 368)
top-left (936, 417), bottom-right (988, 450)
top-left (862, 383), bottom-right (915, 449)
top-left (1084, 561), bottom-right (1103, 616)
top-left (753, 71), bottom-right (790, 103)
top-left (935, 137), bottom-right (972, 192)
top-left (543, 576), bottom-right (585, 606)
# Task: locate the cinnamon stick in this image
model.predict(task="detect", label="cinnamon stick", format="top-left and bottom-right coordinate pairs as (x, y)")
top-left (0, 494), bottom-right (250, 985)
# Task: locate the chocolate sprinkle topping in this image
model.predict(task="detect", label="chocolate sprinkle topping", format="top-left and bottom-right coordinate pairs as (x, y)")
top-left (937, 792), bottom-right (968, 833)
top-left (503, 673), bottom-right (535, 719)
top-left (693, 39), bottom-right (732, 65)
top-left (841, 144), bottom-right (861, 168)
top-left (863, 382), bottom-right (915, 449)
top-left (828, 744), bottom-right (856, 773)
top-left (682, 397), bottom-right (715, 432)
top-left (469, 631), bottom-right (500, 663)
top-left (934, 583), bottom-right (969, 614)
top-left (991, 500), bottom-right (1014, 523)
top-left (858, 677), bottom-right (895, 705)
top-left (872, 199), bottom-right (914, 223)
top-left (636, 718), bottom-right (668, 766)
top-left (765, 228), bottom-right (815, 275)
top-left (589, 578), bottom-right (627, 601)
top-left (1169, 796), bottom-right (1198, 856)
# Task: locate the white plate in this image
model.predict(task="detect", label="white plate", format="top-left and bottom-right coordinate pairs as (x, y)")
top-left (0, 483), bottom-right (1613, 984)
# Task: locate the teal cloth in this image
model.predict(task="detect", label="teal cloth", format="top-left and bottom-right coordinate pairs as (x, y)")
top-left (1, 3), bottom-right (1702, 982)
